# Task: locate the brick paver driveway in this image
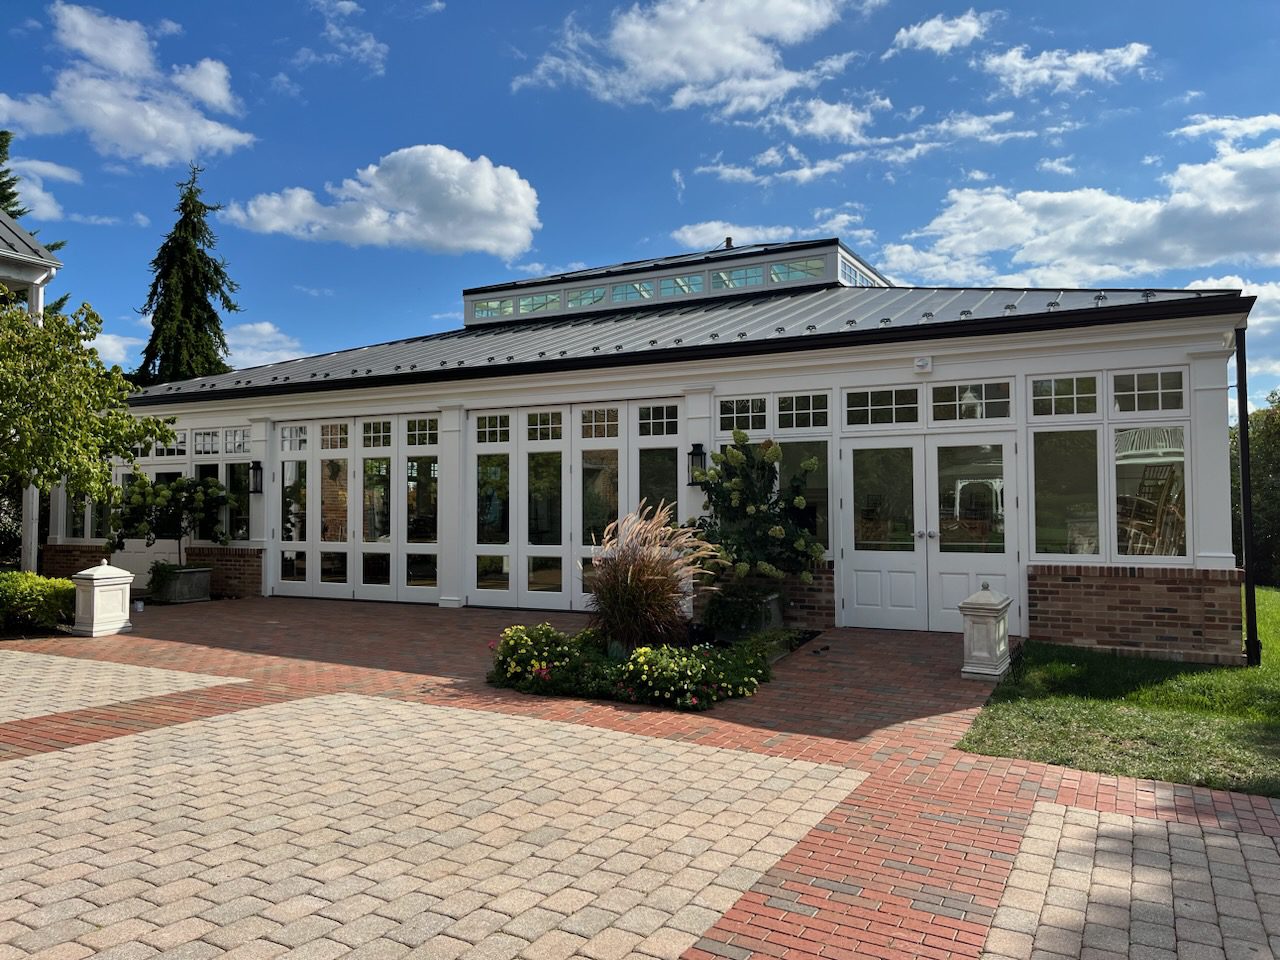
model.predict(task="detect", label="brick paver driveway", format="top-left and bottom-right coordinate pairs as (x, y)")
top-left (3, 598), bottom-right (1278, 960)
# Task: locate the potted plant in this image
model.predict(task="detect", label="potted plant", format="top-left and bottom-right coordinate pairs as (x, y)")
top-left (107, 474), bottom-right (230, 602)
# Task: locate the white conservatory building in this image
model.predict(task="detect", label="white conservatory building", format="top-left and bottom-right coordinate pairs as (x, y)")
top-left (42, 238), bottom-right (1254, 662)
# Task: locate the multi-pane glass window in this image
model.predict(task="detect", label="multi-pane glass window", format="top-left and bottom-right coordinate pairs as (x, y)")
top-left (777, 394), bottom-right (828, 429)
top-left (225, 462), bottom-right (251, 541)
top-left (711, 266), bottom-right (764, 290)
top-left (406, 418), bottom-right (438, 446)
top-left (781, 440), bottom-right (830, 549)
top-left (719, 398), bottom-right (766, 432)
top-left (406, 456), bottom-right (438, 543)
top-left (1032, 376), bottom-right (1098, 416)
top-left (840, 259), bottom-right (874, 286)
top-left (659, 274), bottom-right (704, 297)
top-left (154, 431), bottom-right (188, 457)
top-left (476, 414), bottom-right (510, 443)
top-left (581, 407), bottom-right (619, 438)
top-left (1033, 431), bottom-right (1099, 555)
top-left (770, 258), bottom-right (824, 283)
top-left (931, 382), bottom-right (1012, 421)
top-left (224, 428), bottom-right (250, 454)
top-left (637, 405), bottom-right (678, 436)
top-left (65, 490), bottom-right (86, 538)
top-left (518, 293), bottom-right (560, 314)
top-left (362, 421), bottom-right (392, 448)
top-left (846, 389), bottom-right (919, 425)
top-left (281, 425), bottom-right (307, 451)
top-left (527, 411), bottom-right (563, 441)
top-left (611, 280), bottom-right (654, 302)
top-left (567, 286), bottom-right (606, 308)
top-left (1115, 426), bottom-right (1186, 556)
top-left (473, 298), bottom-right (513, 319)
top-left (320, 423), bottom-right (348, 449)
top-left (193, 430), bottom-right (219, 455)
top-left (1113, 370), bottom-right (1184, 413)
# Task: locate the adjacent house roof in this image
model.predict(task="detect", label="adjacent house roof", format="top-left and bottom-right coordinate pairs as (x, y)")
top-left (0, 209), bottom-right (61, 271)
top-left (131, 282), bottom-right (1251, 407)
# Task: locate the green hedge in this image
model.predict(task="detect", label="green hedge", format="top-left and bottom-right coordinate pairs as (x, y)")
top-left (0, 571), bottom-right (75, 632)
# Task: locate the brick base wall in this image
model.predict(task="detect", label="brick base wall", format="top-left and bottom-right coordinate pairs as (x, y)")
top-left (41, 543), bottom-right (111, 579)
top-left (185, 546), bottom-right (264, 598)
top-left (1027, 564), bottom-right (1243, 664)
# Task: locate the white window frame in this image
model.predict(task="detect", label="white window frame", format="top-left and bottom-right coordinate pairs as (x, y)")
top-left (1027, 425), bottom-right (1108, 562)
top-left (775, 391), bottom-right (831, 431)
top-left (1027, 372), bottom-right (1103, 420)
top-left (841, 386), bottom-right (921, 432)
top-left (1108, 366), bottom-right (1189, 420)
top-left (1110, 420), bottom-right (1193, 565)
top-left (927, 379), bottom-right (1014, 426)
top-left (715, 395), bottom-right (769, 435)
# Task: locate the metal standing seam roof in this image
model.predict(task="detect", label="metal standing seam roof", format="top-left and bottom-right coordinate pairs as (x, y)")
top-left (0, 209), bottom-right (61, 270)
top-left (130, 283), bottom-right (1249, 406)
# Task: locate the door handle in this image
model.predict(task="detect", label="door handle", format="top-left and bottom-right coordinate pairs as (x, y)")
top-left (927, 530), bottom-right (938, 539)
top-left (915, 530), bottom-right (925, 539)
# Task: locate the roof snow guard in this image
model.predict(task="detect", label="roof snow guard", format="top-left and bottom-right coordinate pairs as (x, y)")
top-left (0, 209), bottom-right (61, 271)
top-left (131, 283), bottom-right (1253, 407)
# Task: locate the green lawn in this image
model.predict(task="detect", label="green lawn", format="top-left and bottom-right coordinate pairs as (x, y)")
top-left (957, 587), bottom-right (1280, 797)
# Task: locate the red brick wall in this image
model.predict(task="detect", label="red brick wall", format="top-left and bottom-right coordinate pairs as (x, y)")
top-left (185, 546), bottom-right (264, 598)
top-left (41, 543), bottom-right (111, 579)
top-left (1027, 564), bottom-right (1243, 664)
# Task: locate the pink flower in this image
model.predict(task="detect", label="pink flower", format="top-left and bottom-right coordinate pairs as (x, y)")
top-left (488, 640), bottom-right (497, 650)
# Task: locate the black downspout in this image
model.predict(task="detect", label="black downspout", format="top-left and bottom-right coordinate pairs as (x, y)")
top-left (1236, 326), bottom-right (1261, 666)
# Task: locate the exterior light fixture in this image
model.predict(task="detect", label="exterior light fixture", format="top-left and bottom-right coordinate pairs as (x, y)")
top-left (249, 461), bottom-right (264, 495)
top-left (959, 387), bottom-right (983, 419)
top-left (687, 443), bottom-right (707, 485)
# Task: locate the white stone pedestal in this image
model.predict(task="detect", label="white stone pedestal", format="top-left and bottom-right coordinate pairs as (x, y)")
top-left (959, 581), bottom-right (1012, 681)
top-left (71, 560), bottom-right (135, 637)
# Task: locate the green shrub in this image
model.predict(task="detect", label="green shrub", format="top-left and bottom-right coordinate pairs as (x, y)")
top-left (613, 644), bottom-right (717, 710)
top-left (488, 623), bottom-right (617, 699)
top-left (0, 571), bottom-right (75, 631)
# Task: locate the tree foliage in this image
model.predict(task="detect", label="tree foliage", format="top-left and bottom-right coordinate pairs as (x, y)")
top-left (108, 474), bottom-right (229, 566)
top-left (0, 293), bottom-right (172, 501)
top-left (136, 164), bottom-right (238, 385)
top-left (0, 130), bottom-right (29, 221)
top-left (1231, 389), bottom-right (1280, 585)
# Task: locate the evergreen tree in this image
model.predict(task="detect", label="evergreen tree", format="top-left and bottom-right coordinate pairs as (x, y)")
top-left (136, 164), bottom-right (238, 385)
top-left (0, 131), bottom-right (30, 221)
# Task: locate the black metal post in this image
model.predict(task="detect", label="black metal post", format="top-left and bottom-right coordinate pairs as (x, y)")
top-left (1236, 327), bottom-right (1261, 666)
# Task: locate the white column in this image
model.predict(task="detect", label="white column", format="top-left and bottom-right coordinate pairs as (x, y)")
top-left (1190, 350), bottom-right (1235, 569)
top-left (436, 403), bottom-right (465, 607)
top-left (27, 281), bottom-right (44, 319)
top-left (249, 417), bottom-right (272, 595)
top-left (682, 386), bottom-right (715, 520)
top-left (19, 485), bottom-right (40, 572)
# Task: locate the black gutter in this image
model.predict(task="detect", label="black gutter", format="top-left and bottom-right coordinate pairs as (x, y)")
top-left (130, 292), bottom-right (1254, 407)
top-left (1236, 326), bottom-right (1262, 667)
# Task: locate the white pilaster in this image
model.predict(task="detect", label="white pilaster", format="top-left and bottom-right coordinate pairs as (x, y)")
top-left (436, 403), bottom-right (465, 607)
top-left (682, 386), bottom-right (715, 520)
top-left (19, 485), bottom-right (40, 572)
top-left (1190, 351), bottom-right (1235, 569)
top-left (249, 417), bottom-right (272, 596)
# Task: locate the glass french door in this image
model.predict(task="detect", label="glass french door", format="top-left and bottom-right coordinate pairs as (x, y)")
top-left (519, 410), bottom-right (570, 609)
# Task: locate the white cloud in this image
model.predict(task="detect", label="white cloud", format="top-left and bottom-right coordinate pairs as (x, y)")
top-left (225, 321), bottom-right (305, 369)
top-left (965, 168), bottom-right (991, 181)
top-left (91, 332), bottom-right (145, 366)
top-left (1037, 155), bottom-right (1076, 175)
top-left (431, 310), bottom-right (463, 321)
top-left (0, 4), bottom-right (252, 167)
top-left (131, 211), bottom-right (150, 227)
top-left (1142, 154), bottom-right (1162, 166)
top-left (980, 41), bottom-right (1151, 97)
top-left (769, 94), bottom-right (891, 144)
top-left (880, 130), bottom-right (1280, 286)
top-left (512, 260), bottom-right (588, 276)
top-left (270, 73), bottom-right (303, 98)
top-left (884, 9), bottom-right (996, 59)
top-left (295, 0), bottom-right (389, 76)
top-left (672, 168), bottom-right (685, 202)
top-left (223, 144), bottom-right (541, 259)
top-left (672, 204), bottom-right (871, 248)
top-left (423, 1), bottom-right (446, 11)
top-left (514, 0), bottom-right (853, 117)
top-left (1175, 113), bottom-right (1280, 146)
top-left (1188, 276), bottom-right (1280, 331)
top-left (154, 18), bottom-right (183, 38)
top-left (293, 284), bottom-right (334, 297)
top-left (10, 157), bottom-right (80, 220)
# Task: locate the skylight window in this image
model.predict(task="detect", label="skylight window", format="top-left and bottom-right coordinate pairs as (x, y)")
top-left (474, 298), bottom-right (513, 319)
top-left (711, 266), bottom-right (763, 290)
top-left (659, 274), bottom-right (704, 297)
top-left (770, 258), bottom-right (825, 283)
top-left (839, 259), bottom-right (874, 287)
top-left (611, 281), bottom-right (654, 303)
top-left (567, 286), bottom-right (606, 308)
top-left (518, 293), bottom-right (560, 314)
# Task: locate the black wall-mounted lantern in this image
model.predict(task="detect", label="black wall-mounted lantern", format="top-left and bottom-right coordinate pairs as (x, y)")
top-left (687, 443), bottom-right (707, 485)
top-left (249, 461), bottom-right (264, 495)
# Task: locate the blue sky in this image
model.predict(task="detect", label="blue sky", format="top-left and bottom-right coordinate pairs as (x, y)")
top-left (3, 0), bottom-right (1279, 408)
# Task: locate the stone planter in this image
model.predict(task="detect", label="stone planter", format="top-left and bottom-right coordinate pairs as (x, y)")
top-left (151, 566), bottom-right (212, 604)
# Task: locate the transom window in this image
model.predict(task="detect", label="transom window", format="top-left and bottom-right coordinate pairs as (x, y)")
top-left (518, 293), bottom-right (559, 314)
top-left (362, 421), bottom-right (392, 448)
top-left (1032, 376), bottom-right (1098, 416)
top-left (581, 407), bottom-right (619, 438)
top-left (846, 389), bottom-right (919, 425)
top-left (659, 274), bottom-right (704, 297)
top-left (638, 405), bottom-right (678, 436)
top-left (476, 415), bottom-right (510, 443)
top-left (770, 258), bottom-right (824, 283)
top-left (611, 281), bottom-right (654, 303)
top-left (151, 430), bottom-right (188, 457)
top-left (567, 286), bottom-right (606, 308)
top-left (320, 423), bottom-right (348, 449)
top-left (406, 418), bottom-right (438, 446)
top-left (1114, 370), bottom-right (1184, 413)
top-left (711, 266), bottom-right (763, 290)
top-left (719, 398), bottom-right (766, 432)
top-left (224, 428), bottom-right (250, 454)
top-left (777, 393), bottom-right (828, 429)
top-left (840, 260), bottom-right (874, 286)
top-left (193, 429), bottom-right (220, 455)
top-left (527, 411), bottom-right (562, 441)
top-left (281, 426), bottom-right (307, 451)
top-left (473, 298), bottom-right (513, 319)
top-left (932, 382), bottom-right (1011, 421)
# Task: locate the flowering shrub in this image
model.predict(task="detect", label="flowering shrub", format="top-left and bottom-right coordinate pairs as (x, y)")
top-left (487, 623), bottom-right (615, 698)
top-left (613, 644), bottom-right (716, 710)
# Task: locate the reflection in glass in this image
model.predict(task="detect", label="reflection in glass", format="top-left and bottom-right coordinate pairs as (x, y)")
top-left (406, 456), bottom-right (438, 543)
top-left (226, 462), bottom-right (251, 541)
top-left (581, 449), bottom-right (619, 545)
top-left (637, 448), bottom-right (678, 513)
top-left (65, 490), bottom-right (86, 538)
top-left (321, 459), bottom-right (348, 542)
top-left (780, 441), bottom-right (829, 548)
top-left (280, 550), bottom-right (306, 581)
top-left (320, 552), bottom-right (347, 583)
top-left (937, 445), bottom-right (1005, 553)
top-left (528, 557), bottom-right (562, 592)
top-left (1034, 431), bottom-right (1099, 554)
top-left (477, 454), bottom-right (510, 545)
top-left (406, 553), bottom-right (437, 587)
top-left (281, 461), bottom-right (307, 542)
top-left (1115, 426), bottom-right (1186, 556)
top-left (527, 452), bottom-right (562, 545)
top-left (477, 555), bottom-right (510, 590)
top-left (197, 464), bottom-right (220, 539)
top-left (852, 448), bottom-right (914, 551)
top-left (362, 458), bottom-right (391, 543)
top-left (363, 552), bottom-right (391, 585)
